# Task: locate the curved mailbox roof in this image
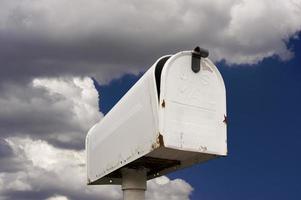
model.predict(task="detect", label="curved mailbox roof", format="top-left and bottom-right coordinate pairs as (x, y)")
top-left (86, 50), bottom-right (227, 185)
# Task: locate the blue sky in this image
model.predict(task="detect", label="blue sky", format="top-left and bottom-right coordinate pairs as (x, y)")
top-left (96, 36), bottom-right (301, 200)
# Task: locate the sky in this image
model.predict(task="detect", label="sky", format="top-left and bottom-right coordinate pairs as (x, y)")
top-left (0, 0), bottom-right (301, 200)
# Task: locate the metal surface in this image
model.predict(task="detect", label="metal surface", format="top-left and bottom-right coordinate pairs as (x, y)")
top-left (160, 52), bottom-right (227, 155)
top-left (86, 56), bottom-right (165, 185)
top-left (86, 50), bottom-right (227, 185)
top-left (121, 168), bottom-right (147, 200)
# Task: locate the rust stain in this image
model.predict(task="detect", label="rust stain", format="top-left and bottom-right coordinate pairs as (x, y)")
top-left (152, 134), bottom-right (164, 149)
top-left (223, 115), bottom-right (228, 125)
top-left (151, 143), bottom-right (157, 149)
top-left (161, 100), bottom-right (165, 108)
top-left (158, 134), bottom-right (165, 146)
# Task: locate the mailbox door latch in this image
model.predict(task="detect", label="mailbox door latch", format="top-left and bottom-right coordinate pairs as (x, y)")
top-left (191, 46), bottom-right (209, 73)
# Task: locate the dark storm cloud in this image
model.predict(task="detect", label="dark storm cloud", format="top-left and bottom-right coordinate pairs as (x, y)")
top-left (0, 1), bottom-right (301, 199)
top-left (0, 0), bottom-right (300, 149)
top-left (0, 139), bottom-right (27, 173)
top-left (0, 0), bottom-right (300, 86)
top-left (0, 77), bottom-right (101, 150)
top-left (0, 138), bottom-right (12, 157)
top-left (0, 0), bottom-right (300, 156)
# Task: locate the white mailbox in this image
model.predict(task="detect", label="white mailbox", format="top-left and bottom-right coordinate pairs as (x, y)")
top-left (86, 47), bottom-right (227, 185)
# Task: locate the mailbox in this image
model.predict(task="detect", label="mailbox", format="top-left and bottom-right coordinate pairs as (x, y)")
top-left (86, 48), bottom-right (227, 185)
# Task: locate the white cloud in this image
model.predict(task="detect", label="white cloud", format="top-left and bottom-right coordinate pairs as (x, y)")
top-left (32, 77), bottom-right (101, 135)
top-left (0, 137), bottom-right (193, 200)
top-left (0, 0), bottom-right (300, 85)
top-left (147, 176), bottom-right (193, 200)
top-left (45, 196), bottom-right (69, 200)
top-left (0, 137), bottom-right (120, 200)
top-left (219, 0), bottom-right (301, 64)
top-left (0, 76), bottom-right (101, 149)
top-left (0, 75), bottom-right (193, 199)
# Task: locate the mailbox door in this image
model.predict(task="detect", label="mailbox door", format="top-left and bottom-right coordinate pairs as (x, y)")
top-left (159, 52), bottom-right (227, 155)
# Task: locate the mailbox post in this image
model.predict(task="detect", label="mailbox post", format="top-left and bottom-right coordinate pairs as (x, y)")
top-left (86, 47), bottom-right (227, 200)
top-left (121, 168), bottom-right (147, 200)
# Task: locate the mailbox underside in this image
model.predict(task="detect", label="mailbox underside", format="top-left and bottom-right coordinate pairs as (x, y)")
top-left (88, 146), bottom-right (218, 185)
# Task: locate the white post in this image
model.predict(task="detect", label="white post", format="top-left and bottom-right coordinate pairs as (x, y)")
top-left (121, 168), bottom-right (147, 200)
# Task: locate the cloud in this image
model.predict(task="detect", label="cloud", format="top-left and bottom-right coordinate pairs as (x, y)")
top-left (147, 176), bottom-right (193, 200)
top-left (0, 76), bottom-right (101, 149)
top-left (45, 196), bottom-right (69, 200)
top-left (0, 0), bottom-right (300, 85)
top-left (0, 137), bottom-right (193, 200)
top-left (0, 75), bottom-right (193, 200)
top-left (0, 1), bottom-right (301, 199)
top-left (0, 137), bottom-right (121, 200)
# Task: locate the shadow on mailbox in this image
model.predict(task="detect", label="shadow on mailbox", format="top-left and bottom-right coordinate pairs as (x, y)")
top-left (86, 47), bottom-right (227, 185)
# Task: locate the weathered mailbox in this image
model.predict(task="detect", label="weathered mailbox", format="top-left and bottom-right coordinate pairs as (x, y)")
top-left (86, 48), bottom-right (227, 190)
